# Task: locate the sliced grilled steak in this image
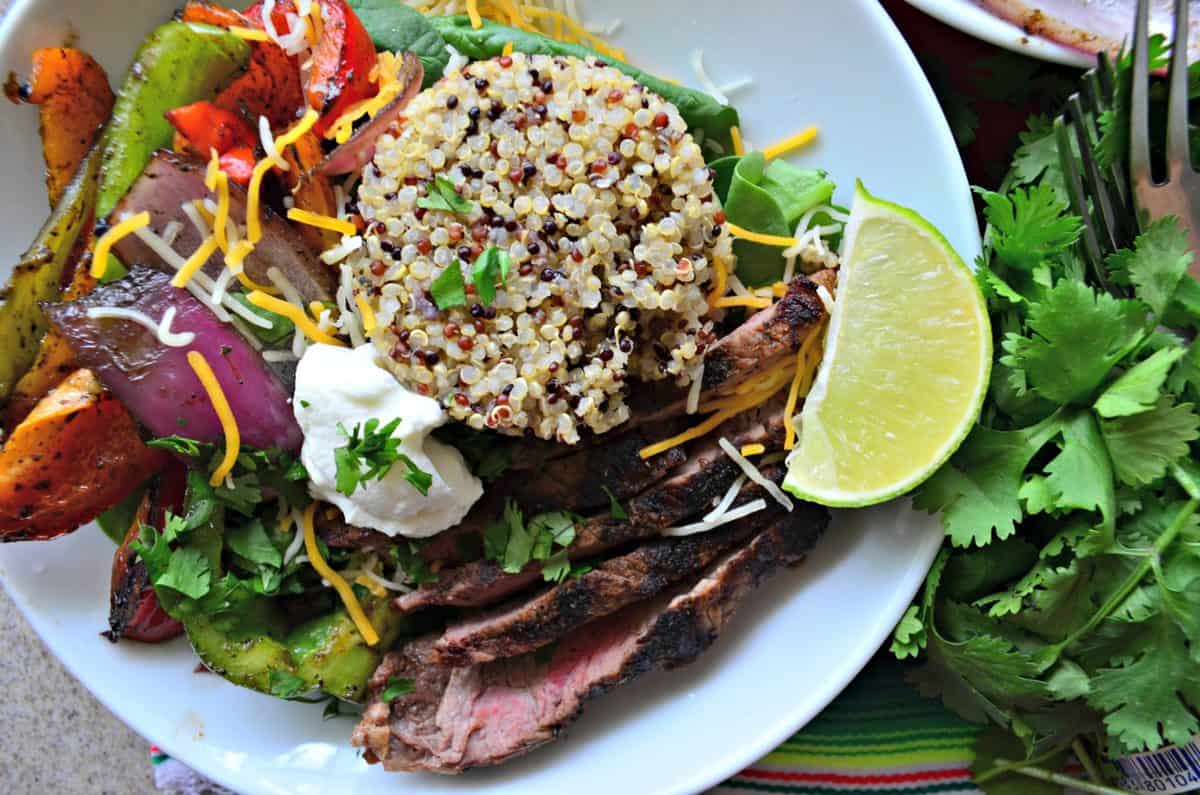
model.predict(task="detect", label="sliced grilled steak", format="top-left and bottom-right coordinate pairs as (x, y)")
top-left (489, 423), bottom-right (687, 512)
top-left (628, 271), bottom-right (834, 425)
top-left (393, 399), bottom-right (787, 613)
top-left (353, 504), bottom-right (828, 773)
top-left (427, 470), bottom-right (806, 666)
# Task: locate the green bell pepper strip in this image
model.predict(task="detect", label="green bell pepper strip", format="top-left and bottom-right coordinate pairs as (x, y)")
top-left (0, 145), bottom-right (101, 403)
top-left (94, 21), bottom-right (250, 281)
top-left (427, 15), bottom-right (740, 158)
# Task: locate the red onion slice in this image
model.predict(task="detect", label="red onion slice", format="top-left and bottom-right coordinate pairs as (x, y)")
top-left (316, 52), bottom-right (424, 177)
top-left (44, 266), bottom-right (303, 452)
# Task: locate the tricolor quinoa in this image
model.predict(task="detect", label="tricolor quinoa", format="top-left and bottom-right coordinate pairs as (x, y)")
top-left (350, 53), bottom-right (731, 443)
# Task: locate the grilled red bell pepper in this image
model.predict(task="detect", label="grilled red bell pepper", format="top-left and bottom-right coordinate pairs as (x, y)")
top-left (107, 466), bottom-right (186, 644)
top-left (219, 145), bottom-right (257, 186)
top-left (166, 100), bottom-right (257, 156)
top-left (244, 0), bottom-right (377, 136)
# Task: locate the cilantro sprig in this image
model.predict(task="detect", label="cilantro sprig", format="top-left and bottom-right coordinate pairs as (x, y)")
top-left (334, 418), bottom-right (433, 497)
top-left (416, 176), bottom-right (475, 215)
top-left (484, 500), bottom-right (579, 583)
top-left (895, 44), bottom-right (1200, 789)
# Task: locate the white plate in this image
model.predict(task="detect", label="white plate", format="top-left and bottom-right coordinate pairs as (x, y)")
top-left (0, 1), bottom-right (978, 793)
top-left (907, 0), bottom-right (1199, 67)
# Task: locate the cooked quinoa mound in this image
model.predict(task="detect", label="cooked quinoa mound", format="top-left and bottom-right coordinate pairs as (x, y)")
top-left (351, 53), bottom-right (731, 443)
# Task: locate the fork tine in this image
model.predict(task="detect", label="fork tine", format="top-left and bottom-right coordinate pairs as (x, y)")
top-left (1079, 71), bottom-right (1137, 247)
top-left (1056, 115), bottom-right (1107, 284)
top-left (1068, 95), bottom-right (1122, 255)
top-left (1167, 0), bottom-right (1192, 173)
top-left (1130, 0), bottom-right (1154, 186)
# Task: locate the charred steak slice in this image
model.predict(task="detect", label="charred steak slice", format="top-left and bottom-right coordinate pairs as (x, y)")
top-left (489, 423), bottom-right (687, 513)
top-left (427, 470), bottom-right (817, 667)
top-left (352, 504), bottom-right (828, 773)
top-left (627, 271), bottom-right (835, 425)
top-left (393, 400), bottom-right (786, 613)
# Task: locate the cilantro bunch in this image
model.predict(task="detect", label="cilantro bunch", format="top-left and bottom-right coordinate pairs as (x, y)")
top-left (894, 43), bottom-right (1200, 788)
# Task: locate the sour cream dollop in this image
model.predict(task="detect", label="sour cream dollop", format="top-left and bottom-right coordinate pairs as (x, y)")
top-left (293, 344), bottom-right (483, 538)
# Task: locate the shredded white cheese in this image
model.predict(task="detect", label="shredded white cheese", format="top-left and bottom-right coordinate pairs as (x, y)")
top-left (704, 475), bottom-right (746, 522)
top-left (210, 266), bottom-right (236, 306)
top-left (283, 509), bottom-right (306, 565)
top-left (320, 235), bottom-right (363, 265)
top-left (230, 317), bottom-right (265, 350)
top-left (717, 76), bottom-right (754, 98)
top-left (132, 226), bottom-right (188, 272)
top-left (361, 567), bottom-right (414, 594)
top-left (260, 115), bottom-right (291, 170)
top-left (85, 306), bottom-right (196, 348)
top-left (337, 263), bottom-right (367, 347)
top-left (444, 43), bottom-right (469, 78)
top-left (266, 266), bottom-right (310, 358)
top-left (719, 437), bottom-right (793, 511)
top-left (690, 49), bottom-right (729, 105)
top-left (816, 284), bottom-right (835, 315)
top-left (263, 349), bottom-right (300, 362)
top-left (686, 360), bottom-right (705, 415)
top-left (161, 220), bottom-right (184, 248)
top-left (662, 498), bottom-right (767, 537)
top-left (181, 201), bottom-right (210, 237)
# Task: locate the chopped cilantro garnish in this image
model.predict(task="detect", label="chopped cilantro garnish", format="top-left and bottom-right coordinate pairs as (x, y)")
top-left (430, 263), bottom-right (467, 310)
top-left (601, 485), bottom-right (629, 520)
top-left (471, 246), bottom-right (511, 307)
top-left (416, 176), bottom-right (475, 215)
top-left (484, 500), bottom-right (578, 581)
top-left (334, 418), bottom-right (433, 497)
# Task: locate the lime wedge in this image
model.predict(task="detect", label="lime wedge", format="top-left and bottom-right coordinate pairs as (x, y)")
top-left (783, 182), bottom-right (991, 507)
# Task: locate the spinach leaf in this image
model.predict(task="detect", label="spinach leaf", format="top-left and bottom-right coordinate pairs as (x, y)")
top-left (428, 15), bottom-right (740, 157)
top-left (346, 0), bottom-right (449, 86)
top-left (713, 152), bottom-right (836, 285)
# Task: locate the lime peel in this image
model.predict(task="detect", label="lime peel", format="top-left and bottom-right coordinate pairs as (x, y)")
top-left (783, 182), bottom-right (991, 507)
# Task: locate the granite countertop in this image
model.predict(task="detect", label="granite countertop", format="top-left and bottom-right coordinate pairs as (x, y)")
top-left (1, 590), bottom-right (156, 794)
top-left (0, 6), bottom-right (156, 792)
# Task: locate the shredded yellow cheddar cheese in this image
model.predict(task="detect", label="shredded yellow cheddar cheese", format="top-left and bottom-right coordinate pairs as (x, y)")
top-left (725, 222), bottom-right (799, 248)
top-left (354, 294), bottom-right (377, 334)
top-left (186, 351), bottom-right (241, 488)
top-left (246, 291), bottom-right (346, 347)
top-left (228, 25), bottom-right (271, 42)
top-left (302, 503), bottom-right (380, 646)
top-left (730, 125), bottom-right (745, 156)
top-left (91, 212), bottom-right (151, 279)
top-left (171, 235), bottom-right (220, 288)
top-left (762, 125), bottom-right (819, 161)
top-left (287, 207), bottom-right (357, 237)
top-left (740, 443), bottom-right (766, 457)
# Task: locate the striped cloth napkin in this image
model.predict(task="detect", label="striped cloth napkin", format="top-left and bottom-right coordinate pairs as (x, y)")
top-left (712, 657), bottom-right (983, 795)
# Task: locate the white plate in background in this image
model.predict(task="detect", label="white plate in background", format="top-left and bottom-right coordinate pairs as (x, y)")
top-left (0, 1), bottom-right (977, 792)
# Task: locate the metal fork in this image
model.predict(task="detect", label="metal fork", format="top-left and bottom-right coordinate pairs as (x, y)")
top-left (1131, 0), bottom-right (1200, 264)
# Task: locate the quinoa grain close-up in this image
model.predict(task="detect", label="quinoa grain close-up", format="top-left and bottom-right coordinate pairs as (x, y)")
top-left (350, 53), bottom-right (732, 444)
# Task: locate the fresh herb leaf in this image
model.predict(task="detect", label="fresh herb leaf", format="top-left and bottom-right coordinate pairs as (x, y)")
top-left (381, 676), bottom-right (415, 703)
top-left (914, 417), bottom-right (1061, 547)
top-left (1095, 346), bottom-right (1187, 418)
top-left (471, 246), bottom-right (511, 307)
top-left (416, 176), bottom-right (474, 215)
top-left (1101, 400), bottom-right (1200, 487)
top-left (392, 541), bottom-right (438, 585)
top-left (977, 185), bottom-right (1082, 271)
top-left (484, 500), bottom-right (578, 579)
top-left (1001, 280), bottom-right (1146, 405)
top-left (268, 670), bottom-right (308, 700)
top-left (890, 605), bottom-right (926, 660)
top-left (225, 518), bottom-right (283, 568)
top-left (601, 485), bottom-right (629, 520)
top-left (334, 418), bottom-right (432, 496)
top-left (430, 263), bottom-right (467, 310)
top-left (147, 436), bottom-right (212, 458)
top-left (154, 547), bottom-right (212, 600)
top-left (1108, 217), bottom-right (1194, 318)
